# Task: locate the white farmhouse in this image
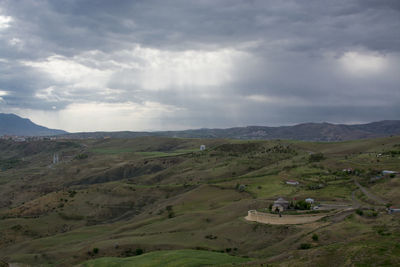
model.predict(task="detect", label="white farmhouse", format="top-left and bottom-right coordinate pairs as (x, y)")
top-left (286, 180), bottom-right (299, 185)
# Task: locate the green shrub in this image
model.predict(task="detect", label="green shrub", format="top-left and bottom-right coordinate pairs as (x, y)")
top-left (299, 243), bottom-right (311, 249)
top-left (135, 248), bottom-right (143, 255)
top-left (93, 248), bottom-right (99, 254)
top-left (238, 184), bottom-right (246, 192)
top-left (312, 234), bottom-right (319, 241)
top-left (356, 209), bottom-right (363, 216)
top-left (166, 205), bottom-right (175, 218)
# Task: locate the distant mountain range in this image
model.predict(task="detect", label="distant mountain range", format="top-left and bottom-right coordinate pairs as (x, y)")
top-left (61, 120), bottom-right (400, 142)
top-left (0, 113), bottom-right (67, 136)
top-left (2, 113), bottom-right (400, 141)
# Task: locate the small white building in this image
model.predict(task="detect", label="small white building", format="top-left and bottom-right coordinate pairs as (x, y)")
top-left (305, 198), bottom-right (314, 204)
top-left (286, 180), bottom-right (299, 185)
top-left (388, 207), bottom-right (400, 214)
top-left (200, 145), bottom-right (206, 151)
top-left (382, 170), bottom-right (397, 175)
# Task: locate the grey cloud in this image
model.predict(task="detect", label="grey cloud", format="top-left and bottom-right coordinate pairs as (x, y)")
top-left (4, 0), bottom-right (399, 54)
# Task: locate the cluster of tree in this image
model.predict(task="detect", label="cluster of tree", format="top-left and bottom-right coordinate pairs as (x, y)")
top-left (74, 153), bottom-right (88, 160)
top-left (309, 153), bottom-right (325, 162)
top-left (122, 248), bottom-right (144, 256)
top-left (289, 200), bottom-right (312, 210)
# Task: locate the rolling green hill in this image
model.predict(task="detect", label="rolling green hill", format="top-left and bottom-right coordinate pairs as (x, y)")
top-left (0, 136), bottom-right (399, 266)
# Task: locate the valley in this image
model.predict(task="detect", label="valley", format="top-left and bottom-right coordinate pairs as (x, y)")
top-left (0, 136), bottom-right (399, 266)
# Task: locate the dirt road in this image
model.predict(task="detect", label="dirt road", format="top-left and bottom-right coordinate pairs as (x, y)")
top-left (354, 180), bottom-right (386, 205)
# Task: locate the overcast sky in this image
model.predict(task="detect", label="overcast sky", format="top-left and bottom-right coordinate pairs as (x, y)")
top-left (0, 0), bottom-right (399, 132)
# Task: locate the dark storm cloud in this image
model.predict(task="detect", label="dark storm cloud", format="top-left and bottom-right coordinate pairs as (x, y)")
top-left (0, 0), bottom-right (399, 130)
top-left (3, 0), bottom-right (399, 54)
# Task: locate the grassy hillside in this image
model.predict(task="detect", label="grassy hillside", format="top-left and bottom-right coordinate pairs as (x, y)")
top-left (80, 249), bottom-right (251, 267)
top-left (0, 136), bottom-right (399, 266)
